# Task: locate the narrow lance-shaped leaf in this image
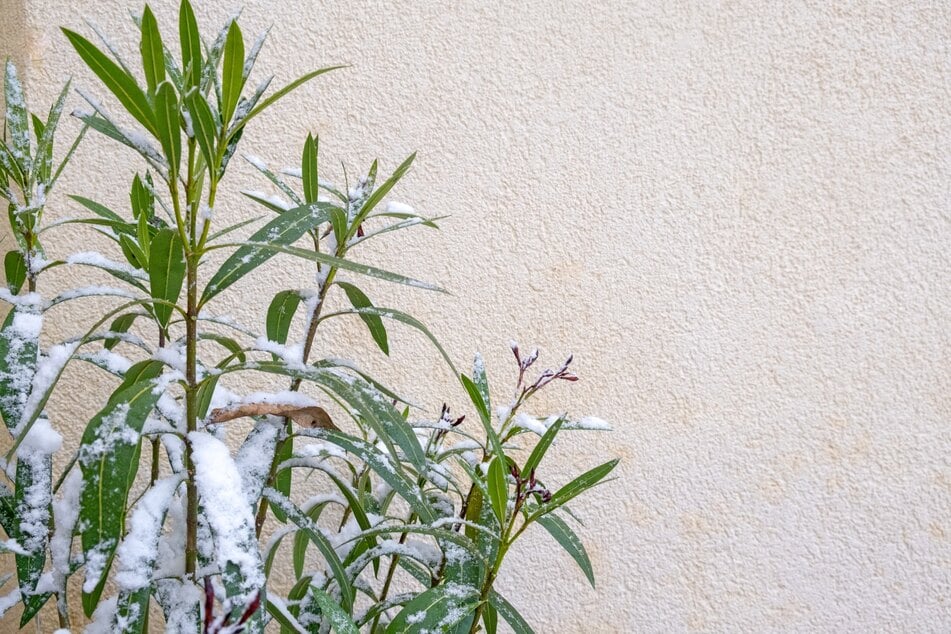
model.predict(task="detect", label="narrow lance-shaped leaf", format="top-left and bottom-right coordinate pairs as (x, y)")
top-left (210, 240), bottom-right (446, 300)
top-left (228, 66), bottom-right (346, 140)
top-left (149, 227), bottom-right (185, 328)
top-left (349, 152), bottom-right (416, 237)
top-left (140, 5), bottom-right (165, 94)
top-left (33, 78), bottom-right (71, 184)
top-left (320, 304), bottom-right (457, 374)
top-left (78, 379), bottom-right (162, 616)
top-left (489, 591), bottom-right (535, 634)
top-left (221, 20), bottom-right (245, 124)
top-left (185, 90), bottom-right (218, 172)
top-left (4, 61), bottom-right (31, 169)
top-left (529, 459), bottom-right (619, 519)
top-left (336, 282), bottom-right (388, 355)
top-left (306, 586), bottom-right (359, 634)
top-left (12, 444), bottom-right (55, 625)
top-left (266, 289), bottom-right (302, 344)
top-left (201, 202), bottom-right (335, 304)
top-left (523, 417), bottom-right (563, 475)
top-left (483, 602), bottom-right (499, 634)
top-left (104, 313), bottom-right (139, 350)
top-left (62, 29), bottom-right (157, 135)
top-left (178, 0), bottom-right (202, 89)
top-left (536, 512), bottom-right (595, 587)
top-left (461, 374), bottom-right (504, 458)
top-left (472, 353), bottom-right (490, 423)
top-left (154, 82), bottom-right (182, 178)
top-left (190, 432), bottom-right (265, 608)
top-left (114, 476), bottom-right (182, 633)
top-left (0, 308), bottom-right (39, 431)
top-left (4, 250), bottom-right (26, 294)
top-left (263, 488), bottom-right (354, 613)
top-left (385, 584), bottom-right (480, 634)
top-left (487, 455), bottom-right (508, 525)
top-left (302, 132), bottom-right (318, 204)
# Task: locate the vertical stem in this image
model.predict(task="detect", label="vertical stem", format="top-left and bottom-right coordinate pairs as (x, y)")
top-left (175, 139), bottom-right (200, 581)
top-left (254, 264), bottom-right (336, 537)
top-left (184, 252), bottom-right (198, 578)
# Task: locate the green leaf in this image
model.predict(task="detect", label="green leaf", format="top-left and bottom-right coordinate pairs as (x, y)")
top-left (62, 28), bottom-right (157, 135)
top-left (33, 78), bottom-right (71, 184)
top-left (461, 374), bottom-right (503, 458)
top-left (178, 0), bottom-right (202, 89)
top-left (307, 586), bottom-right (359, 634)
top-left (266, 597), bottom-right (306, 633)
top-left (4, 61), bottom-right (31, 170)
top-left (214, 240), bottom-right (446, 297)
top-left (221, 20), bottom-right (245, 124)
top-left (154, 82), bottom-right (182, 178)
top-left (385, 584), bottom-right (479, 634)
top-left (530, 459), bottom-right (619, 519)
top-left (306, 370), bottom-right (427, 476)
top-left (229, 66), bottom-right (346, 139)
top-left (0, 308), bottom-right (38, 431)
top-left (114, 476), bottom-right (180, 633)
top-left (266, 289), bottom-right (303, 345)
top-left (13, 454), bottom-right (53, 625)
top-left (241, 190), bottom-right (291, 215)
top-left (120, 232), bottom-right (149, 269)
top-left (130, 173), bottom-right (153, 220)
top-left (4, 250), bottom-right (26, 294)
top-left (483, 601), bottom-right (498, 634)
top-left (185, 90), bottom-right (218, 173)
top-left (301, 133), bottom-right (318, 204)
top-left (489, 591), bottom-right (535, 634)
top-left (69, 251), bottom-right (148, 293)
top-left (70, 111), bottom-right (164, 166)
top-left (487, 456), bottom-right (508, 525)
top-left (148, 228), bottom-right (185, 328)
top-left (140, 5), bottom-right (165, 94)
top-left (321, 305), bottom-right (456, 374)
top-left (201, 202), bottom-right (335, 304)
top-left (104, 312), bottom-right (139, 350)
top-left (68, 194), bottom-right (125, 224)
top-left (472, 354), bottom-right (490, 422)
top-left (263, 488), bottom-right (355, 613)
top-left (349, 152), bottom-right (416, 238)
top-left (270, 435), bottom-right (293, 523)
top-left (336, 282), bottom-right (388, 355)
top-left (78, 379), bottom-right (162, 616)
top-left (523, 417), bottom-right (562, 475)
top-left (536, 512), bottom-right (595, 587)
top-left (296, 428), bottom-right (433, 523)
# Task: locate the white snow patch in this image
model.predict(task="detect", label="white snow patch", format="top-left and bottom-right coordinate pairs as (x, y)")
top-left (189, 431), bottom-right (264, 598)
top-left (115, 475), bottom-right (182, 591)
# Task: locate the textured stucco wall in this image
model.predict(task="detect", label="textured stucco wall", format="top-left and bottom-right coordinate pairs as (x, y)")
top-left (3, 0), bottom-right (950, 631)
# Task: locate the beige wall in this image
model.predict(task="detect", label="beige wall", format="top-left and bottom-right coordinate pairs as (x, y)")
top-left (3, 0), bottom-right (950, 631)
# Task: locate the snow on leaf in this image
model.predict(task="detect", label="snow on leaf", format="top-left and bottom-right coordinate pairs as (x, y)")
top-left (189, 431), bottom-right (264, 602)
top-left (115, 475), bottom-right (182, 591)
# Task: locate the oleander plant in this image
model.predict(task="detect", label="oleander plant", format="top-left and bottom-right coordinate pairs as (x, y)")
top-left (0, 2), bottom-right (617, 632)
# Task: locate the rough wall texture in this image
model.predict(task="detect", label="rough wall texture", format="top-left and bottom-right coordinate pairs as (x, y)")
top-left (2, 0), bottom-right (950, 631)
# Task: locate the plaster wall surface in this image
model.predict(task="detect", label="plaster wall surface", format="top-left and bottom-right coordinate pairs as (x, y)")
top-left (1, 0), bottom-right (949, 631)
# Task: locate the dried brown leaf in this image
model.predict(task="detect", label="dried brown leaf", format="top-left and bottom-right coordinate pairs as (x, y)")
top-left (209, 402), bottom-right (338, 429)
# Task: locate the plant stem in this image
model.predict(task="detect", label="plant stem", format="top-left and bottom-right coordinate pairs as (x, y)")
top-left (177, 141), bottom-right (200, 581)
top-left (254, 262), bottom-right (337, 537)
top-left (370, 510), bottom-right (418, 632)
